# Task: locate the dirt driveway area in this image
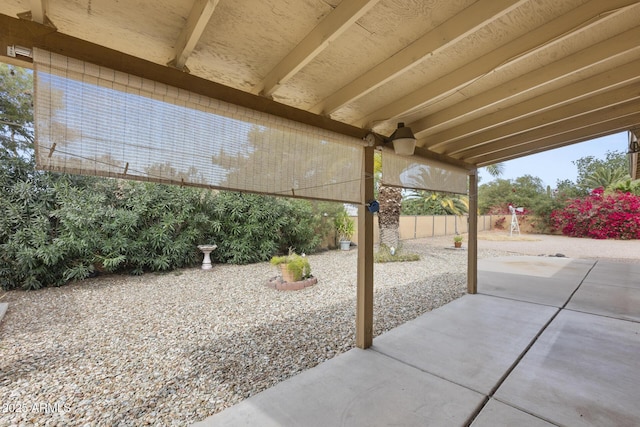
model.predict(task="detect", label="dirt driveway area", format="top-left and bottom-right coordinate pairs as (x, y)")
top-left (474, 231), bottom-right (640, 264)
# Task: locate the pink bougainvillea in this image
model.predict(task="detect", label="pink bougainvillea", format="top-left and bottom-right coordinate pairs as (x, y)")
top-left (551, 188), bottom-right (640, 240)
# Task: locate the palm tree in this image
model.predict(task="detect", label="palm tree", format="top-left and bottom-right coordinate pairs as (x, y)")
top-left (378, 185), bottom-right (403, 248)
top-left (374, 153), bottom-right (403, 248)
top-left (403, 191), bottom-right (468, 215)
top-left (584, 166), bottom-right (628, 190)
top-left (376, 156), bottom-right (497, 249)
top-left (483, 162), bottom-right (505, 179)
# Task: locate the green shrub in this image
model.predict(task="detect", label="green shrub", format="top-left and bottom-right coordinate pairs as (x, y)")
top-left (1, 160), bottom-right (327, 289)
top-left (0, 173), bottom-right (222, 289)
top-left (270, 251), bottom-right (312, 281)
top-left (51, 179), bottom-right (219, 277)
top-left (209, 192), bottom-right (322, 265)
top-left (0, 164), bottom-right (61, 290)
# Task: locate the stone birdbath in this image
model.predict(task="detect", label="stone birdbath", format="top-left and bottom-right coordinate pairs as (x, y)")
top-left (197, 244), bottom-right (217, 270)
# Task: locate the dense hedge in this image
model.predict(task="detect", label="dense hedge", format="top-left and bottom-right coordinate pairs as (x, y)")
top-left (551, 188), bottom-right (640, 239)
top-left (208, 191), bottom-right (322, 265)
top-left (0, 158), bottom-right (331, 290)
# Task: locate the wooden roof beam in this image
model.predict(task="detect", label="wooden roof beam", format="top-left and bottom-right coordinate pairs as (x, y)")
top-left (458, 98), bottom-right (640, 161)
top-left (420, 55), bottom-right (640, 149)
top-left (415, 29), bottom-right (640, 144)
top-left (29, 0), bottom-right (47, 24)
top-left (16, 0), bottom-right (55, 28)
top-left (471, 114), bottom-right (640, 167)
top-left (357, 0), bottom-right (638, 128)
top-left (0, 13), bottom-right (369, 142)
top-left (257, 0), bottom-right (381, 97)
top-left (442, 79), bottom-right (640, 155)
top-left (311, 0), bottom-right (525, 115)
top-left (169, 0), bottom-right (219, 71)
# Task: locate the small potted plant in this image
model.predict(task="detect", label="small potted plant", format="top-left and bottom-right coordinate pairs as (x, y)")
top-left (270, 249), bottom-right (312, 283)
top-left (334, 211), bottom-right (355, 251)
top-left (453, 234), bottom-right (463, 248)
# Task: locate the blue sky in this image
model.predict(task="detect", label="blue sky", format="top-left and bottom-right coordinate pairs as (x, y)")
top-left (478, 132), bottom-right (629, 188)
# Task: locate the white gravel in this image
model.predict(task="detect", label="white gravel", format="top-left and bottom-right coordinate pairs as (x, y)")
top-left (0, 237), bottom-right (515, 426)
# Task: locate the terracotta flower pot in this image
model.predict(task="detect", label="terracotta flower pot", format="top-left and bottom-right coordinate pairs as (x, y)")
top-left (280, 264), bottom-right (298, 283)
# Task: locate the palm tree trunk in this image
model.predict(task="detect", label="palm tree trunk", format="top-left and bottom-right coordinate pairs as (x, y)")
top-left (378, 185), bottom-right (402, 248)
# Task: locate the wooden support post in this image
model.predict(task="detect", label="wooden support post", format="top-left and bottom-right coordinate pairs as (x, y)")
top-left (467, 170), bottom-right (478, 294)
top-left (356, 146), bottom-right (374, 349)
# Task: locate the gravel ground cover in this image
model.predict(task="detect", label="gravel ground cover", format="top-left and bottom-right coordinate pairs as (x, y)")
top-left (2, 233), bottom-right (639, 426)
top-left (0, 236), bottom-right (516, 426)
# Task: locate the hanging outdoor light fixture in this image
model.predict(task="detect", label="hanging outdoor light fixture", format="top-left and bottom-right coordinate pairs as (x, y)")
top-left (363, 122), bottom-right (417, 156)
top-left (388, 122), bottom-right (416, 156)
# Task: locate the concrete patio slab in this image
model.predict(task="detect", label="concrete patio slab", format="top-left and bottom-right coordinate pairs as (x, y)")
top-left (193, 255), bottom-right (639, 426)
top-left (478, 256), bottom-right (594, 279)
top-left (566, 261), bottom-right (640, 321)
top-left (567, 281), bottom-right (640, 322)
top-left (470, 399), bottom-right (557, 427)
top-left (495, 310), bottom-right (640, 427)
top-left (577, 261), bottom-right (640, 288)
top-left (193, 348), bottom-right (485, 427)
top-left (478, 257), bottom-right (594, 307)
top-left (371, 294), bottom-right (557, 394)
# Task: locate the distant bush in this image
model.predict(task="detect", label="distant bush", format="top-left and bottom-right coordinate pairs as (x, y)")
top-left (551, 188), bottom-right (640, 239)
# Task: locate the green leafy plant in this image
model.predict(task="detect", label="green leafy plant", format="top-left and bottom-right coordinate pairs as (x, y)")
top-left (270, 250), bottom-right (312, 281)
top-left (609, 178), bottom-right (640, 195)
top-left (453, 234), bottom-right (463, 243)
top-left (210, 192), bottom-right (323, 265)
top-left (334, 210), bottom-right (355, 242)
top-left (0, 171), bottom-right (331, 290)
